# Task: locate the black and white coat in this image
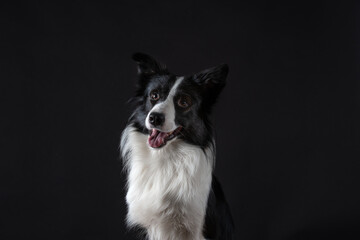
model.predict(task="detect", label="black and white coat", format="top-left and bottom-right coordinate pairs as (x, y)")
top-left (121, 53), bottom-right (234, 240)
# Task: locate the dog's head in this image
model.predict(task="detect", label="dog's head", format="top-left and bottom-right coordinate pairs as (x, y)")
top-left (129, 52), bottom-right (228, 149)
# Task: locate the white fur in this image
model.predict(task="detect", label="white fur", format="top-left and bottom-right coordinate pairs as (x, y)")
top-left (121, 125), bottom-right (214, 240)
top-left (145, 77), bottom-right (184, 132)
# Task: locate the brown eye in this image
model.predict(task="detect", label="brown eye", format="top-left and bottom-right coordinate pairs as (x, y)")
top-left (150, 90), bottom-right (160, 101)
top-left (177, 95), bottom-right (192, 109)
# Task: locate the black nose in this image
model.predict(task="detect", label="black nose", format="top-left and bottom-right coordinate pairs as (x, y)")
top-left (149, 112), bottom-right (165, 127)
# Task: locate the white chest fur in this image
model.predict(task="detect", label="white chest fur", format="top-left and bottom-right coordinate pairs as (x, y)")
top-left (121, 125), bottom-right (213, 240)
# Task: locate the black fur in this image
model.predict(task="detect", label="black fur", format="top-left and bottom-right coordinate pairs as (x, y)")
top-left (204, 175), bottom-right (235, 240)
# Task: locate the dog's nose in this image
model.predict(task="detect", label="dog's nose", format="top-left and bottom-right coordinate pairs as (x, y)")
top-left (149, 112), bottom-right (165, 127)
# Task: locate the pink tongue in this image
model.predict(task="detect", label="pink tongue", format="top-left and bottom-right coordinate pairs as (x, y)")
top-left (148, 129), bottom-right (168, 148)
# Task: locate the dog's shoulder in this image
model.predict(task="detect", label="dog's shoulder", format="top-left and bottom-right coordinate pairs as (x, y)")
top-left (204, 175), bottom-right (235, 240)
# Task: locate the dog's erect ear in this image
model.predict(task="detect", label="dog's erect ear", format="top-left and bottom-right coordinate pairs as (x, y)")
top-left (193, 64), bottom-right (228, 103)
top-left (132, 52), bottom-right (168, 76)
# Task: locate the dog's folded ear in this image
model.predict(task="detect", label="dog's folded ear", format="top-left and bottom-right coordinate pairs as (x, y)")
top-left (193, 64), bottom-right (228, 104)
top-left (132, 52), bottom-right (168, 76)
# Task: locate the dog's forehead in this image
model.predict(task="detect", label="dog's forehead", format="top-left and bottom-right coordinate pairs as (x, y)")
top-left (146, 74), bottom-right (177, 91)
top-left (148, 75), bottom-right (192, 89)
top-left (147, 75), bottom-right (197, 94)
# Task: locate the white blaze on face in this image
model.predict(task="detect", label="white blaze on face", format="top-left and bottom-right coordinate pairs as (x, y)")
top-left (145, 77), bottom-right (184, 132)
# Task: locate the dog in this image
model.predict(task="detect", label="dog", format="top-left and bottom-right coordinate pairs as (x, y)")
top-left (120, 53), bottom-right (234, 240)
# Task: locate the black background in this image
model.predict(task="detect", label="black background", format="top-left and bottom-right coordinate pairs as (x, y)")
top-left (1, 1), bottom-right (359, 239)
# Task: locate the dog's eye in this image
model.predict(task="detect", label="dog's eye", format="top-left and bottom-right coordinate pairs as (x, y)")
top-left (150, 90), bottom-right (160, 101)
top-left (177, 95), bottom-right (192, 109)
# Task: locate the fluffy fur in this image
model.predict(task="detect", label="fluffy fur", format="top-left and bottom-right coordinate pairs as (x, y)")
top-left (120, 53), bottom-right (234, 240)
top-left (121, 125), bottom-right (213, 239)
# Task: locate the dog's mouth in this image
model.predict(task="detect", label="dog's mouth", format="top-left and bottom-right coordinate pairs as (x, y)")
top-left (148, 127), bottom-right (183, 148)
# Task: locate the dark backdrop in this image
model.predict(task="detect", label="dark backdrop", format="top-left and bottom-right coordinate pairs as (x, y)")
top-left (1, 1), bottom-right (359, 239)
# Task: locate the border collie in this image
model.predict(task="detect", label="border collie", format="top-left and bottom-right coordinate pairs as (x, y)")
top-left (120, 53), bottom-right (234, 240)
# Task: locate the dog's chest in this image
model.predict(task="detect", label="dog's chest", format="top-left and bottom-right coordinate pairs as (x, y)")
top-left (128, 160), bottom-right (175, 216)
top-left (126, 146), bottom-right (197, 222)
top-left (122, 128), bottom-right (213, 227)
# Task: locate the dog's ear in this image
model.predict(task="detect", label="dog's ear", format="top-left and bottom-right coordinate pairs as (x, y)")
top-left (132, 52), bottom-right (168, 76)
top-left (193, 64), bottom-right (228, 103)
